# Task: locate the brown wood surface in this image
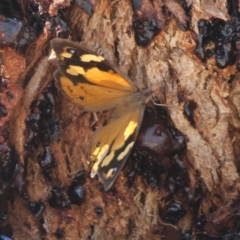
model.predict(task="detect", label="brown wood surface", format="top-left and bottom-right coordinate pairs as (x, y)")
top-left (0, 0), bottom-right (240, 239)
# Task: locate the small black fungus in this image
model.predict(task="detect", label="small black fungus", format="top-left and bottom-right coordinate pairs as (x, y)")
top-left (165, 155), bottom-right (190, 197)
top-left (38, 146), bottom-right (56, 182)
top-left (74, 0), bottom-right (95, 15)
top-left (195, 17), bottom-right (239, 68)
top-left (0, 0), bottom-right (22, 18)
top-left (67, 171), bottom-right (86, 205)
top-left (48, 15), bottom-right (70, 39)
top-left (196, 215), bottom-right (207, 230)
top-left (54, 228), bottom-right (65, 239)
top-left (133, 19), bottom-right (161, 47)
top-left (6, 91), bottom-right (14, 99)
top-left (195, 19), bottom-right (211, 60)
top-left (183, 100), bottom-right (198, 127)
top-left (103, 185), bottom-right (117, 196)
top-left (27, 2), bottom-right (49, 36)
top-left (215, 41), bottom-right (234, 68)
top-left (25, 84), bottom-right (60, 181)
top-left (139, 155), bottom-right (165, 187)
top-left (48, 187), bottom-right (71, 209)
top-left (94, 207), bottom-right (103, 217)
top-left (28, 201), bottom-right (44, 217)
top-left (0, 196), bottom-right (8, 221)
top-left (0, 78), bottom-right (9, 93)
top-left (181, 232), bottom-right (192, 240)
top-left (68, 185), bottom-right (85, 206)
top-left (21, 191), bottom-right (29, 201)
top-left (160, 202), bottom-right (186, 225)
top-left (72, 171), bottom-right (86, 185)
top-left (131, 0), bottom-right (142, 11)
top-left (0, 145), bottom-right (18, 183)
top-left (38, 146), bottom-right (55, 168)
top-left (152, 228), bottom-right (159, 235)
top-left (169, 128), bottom-right (187, 154)
top-left (0, 103), bottom-right (8, 119)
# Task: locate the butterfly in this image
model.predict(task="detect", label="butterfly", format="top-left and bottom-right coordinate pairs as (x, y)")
top-left (50, 38), bottom-right (150, 190)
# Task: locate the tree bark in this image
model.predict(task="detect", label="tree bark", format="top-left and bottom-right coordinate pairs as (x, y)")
top-left (0, 0), bottom-right (240, 239)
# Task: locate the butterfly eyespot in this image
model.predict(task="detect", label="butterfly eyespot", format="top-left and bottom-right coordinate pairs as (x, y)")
top-left (96, 141), bottom-right (101, 147)
top-left (79, 96), bottom-right (85, 101)
top-left (67, 48), bottom-right (76, 54)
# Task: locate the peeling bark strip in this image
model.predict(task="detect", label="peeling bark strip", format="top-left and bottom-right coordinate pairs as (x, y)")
top-left (0, 0), bottom-right (240, 239)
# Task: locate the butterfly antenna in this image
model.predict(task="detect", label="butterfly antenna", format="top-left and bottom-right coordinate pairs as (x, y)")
top-left (144, 90), bottom-right (179, 108)
top-left (150, 97), bottom-right (181, 109)
top-left (90, 112), bottom-right (99, 127)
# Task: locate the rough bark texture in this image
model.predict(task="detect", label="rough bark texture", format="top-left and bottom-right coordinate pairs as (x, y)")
top-left (0, 0), bottom-right (240, 239)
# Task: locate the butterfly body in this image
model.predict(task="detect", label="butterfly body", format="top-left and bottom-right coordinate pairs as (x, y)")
top-left (51, 38), bottom-right (147, 190)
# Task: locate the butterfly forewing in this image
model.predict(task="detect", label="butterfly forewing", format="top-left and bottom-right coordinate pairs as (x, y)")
top-left (51, 38), bottom-right (138, 91)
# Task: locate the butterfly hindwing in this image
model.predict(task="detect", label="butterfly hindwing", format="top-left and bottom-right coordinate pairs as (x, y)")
top-left (90, 106), bottom-right (145, 190)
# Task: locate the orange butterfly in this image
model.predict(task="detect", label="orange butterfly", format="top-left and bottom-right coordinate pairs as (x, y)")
top-left (51, 38), bottom-right (148, 190)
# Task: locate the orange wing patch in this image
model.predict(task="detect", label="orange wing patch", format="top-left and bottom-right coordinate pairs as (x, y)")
top-left (57, 73), bottom-right (135, 111)
top-left (66, 65), bottom-right (133, 91)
